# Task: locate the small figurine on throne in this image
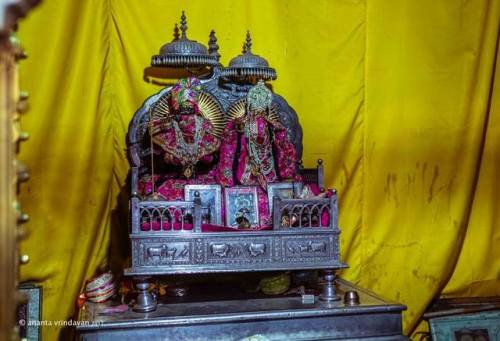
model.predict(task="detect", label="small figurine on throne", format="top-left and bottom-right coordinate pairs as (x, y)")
top-left (217, 80), bottom-right (299, 190)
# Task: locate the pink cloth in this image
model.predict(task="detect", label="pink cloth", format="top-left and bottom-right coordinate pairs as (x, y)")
top-left (138, 182), bottom-right (335, 231)
top-left (138, 170), bottom-right (219, 200)
top-left (216, 117), bottom-right (299, 189)
top-left (140, 222), bottom-right (273, 232)
top-left (141, 222), bottom-right (194, 231)
top-left (152, 115), bottom-right (220, 167)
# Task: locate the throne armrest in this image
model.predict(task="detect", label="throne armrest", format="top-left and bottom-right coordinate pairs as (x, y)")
top-left (131, 193), bottom-right (202, 234)
top-left (299, 159), bottom-right (324, 190)
top-left (272, 190), bottom-right (338, 231)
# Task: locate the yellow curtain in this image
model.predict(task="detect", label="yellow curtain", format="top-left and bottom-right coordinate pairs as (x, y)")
top-left (17, 0), bottom-right (499, 339)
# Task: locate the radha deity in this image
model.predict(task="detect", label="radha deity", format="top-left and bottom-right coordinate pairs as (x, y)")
top-left (217, 80), bottom-right (299, 190)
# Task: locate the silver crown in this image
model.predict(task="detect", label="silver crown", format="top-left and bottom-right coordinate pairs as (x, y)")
top-left (221, 31), bottom-right (277, 80)
top-left (151, 11), bottom-right (219, 68)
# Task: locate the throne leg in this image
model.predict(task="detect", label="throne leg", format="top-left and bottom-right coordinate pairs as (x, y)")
top-left (319, 270), bottom-right (341, 302)
top-left (133, 277), bottom-right (157, 313)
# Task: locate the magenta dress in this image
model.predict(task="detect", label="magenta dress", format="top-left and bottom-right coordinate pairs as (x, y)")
top-left (217, 115), bottom-right (299, 226)
top-left (139, 114), bottom-right (220, 201)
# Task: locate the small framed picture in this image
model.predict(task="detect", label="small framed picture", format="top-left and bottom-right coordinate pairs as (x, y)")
top-left (184, 184), bottom-right (222, 225)
top-left (224, 186), bottom-right (260, 228)
top-left (267, 182), bottom-right (303, 211)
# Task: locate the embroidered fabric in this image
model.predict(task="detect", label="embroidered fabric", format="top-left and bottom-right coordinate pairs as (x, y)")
top-left (216, 115), bottom-right (298, 190)
top-left (153, 115), bottom-right (220, 168)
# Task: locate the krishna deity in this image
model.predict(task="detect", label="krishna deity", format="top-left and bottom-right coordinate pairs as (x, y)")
top-left (145, 77), bottom-right (224, 200)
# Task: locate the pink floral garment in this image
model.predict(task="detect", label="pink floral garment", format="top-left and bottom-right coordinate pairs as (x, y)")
top-left (138, 170), bottom-right (219, 201)
top-left (138, 175), bottom-right (220, 231)
top-left (237, 116), bottom-right (278, 188)
top-left (217, 116), bottom-right (299, 189)
top-left (139, 106), bottom-right (304, 230)
top-left (151, 114), bottom-right (220, 167)
top-left (138, 114), bottom-right (221, 202)
top-left (216, 120), bottom-right (238, 187)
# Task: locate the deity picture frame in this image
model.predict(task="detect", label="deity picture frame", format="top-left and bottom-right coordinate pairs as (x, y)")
top-left (224, 186), bottom-right (260, 228)
top-left (184, 184), bottom-right (222, 225)
top-left (267, 182), bottom-right (303, 212)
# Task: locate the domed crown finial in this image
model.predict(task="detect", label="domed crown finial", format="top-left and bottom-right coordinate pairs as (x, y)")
top-left (244, 30), bottom-right (252, 53)
top-left (222, 31), bottom-right (277, 81)
top-left (173, 24), bottom-right (180, 41)
top-left (208, 30), bottom-right (220, 62)
top-left (152, 11), bottom-right (218, 68)
top-left (180, 11), bottom-right (187, 38)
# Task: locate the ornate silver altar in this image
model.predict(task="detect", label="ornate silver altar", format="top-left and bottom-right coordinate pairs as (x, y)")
top-left (125, 13), bottom-right (336, 314)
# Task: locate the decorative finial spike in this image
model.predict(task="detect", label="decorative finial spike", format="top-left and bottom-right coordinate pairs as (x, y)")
top-left (245, 30), bottom-right (252, 53)
top-left (208, 30), bottom-right (220, 61)
top-left (208, 30), bottom-right (217, 46)
top-left (173, 24), bottom-right (180, 40)
top-left (180, 11), bottom-right (187, 38)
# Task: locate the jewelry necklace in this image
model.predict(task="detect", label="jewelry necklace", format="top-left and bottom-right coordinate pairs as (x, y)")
top-left (164, 116), bottom-right (204, 178)
top-left (245, 111), bottom-right (275, 178)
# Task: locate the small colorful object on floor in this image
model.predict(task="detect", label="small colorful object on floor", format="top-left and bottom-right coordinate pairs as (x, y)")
top-left (78, 272), bottom-right (116, 307)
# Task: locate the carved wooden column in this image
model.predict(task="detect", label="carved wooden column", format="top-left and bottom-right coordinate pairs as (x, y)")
top-left (0, 1), bottom-right (39, 340)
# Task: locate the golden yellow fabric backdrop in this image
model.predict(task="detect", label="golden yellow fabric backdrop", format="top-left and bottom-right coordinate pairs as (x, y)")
top-left (17, 0), bottom-right (499, 339)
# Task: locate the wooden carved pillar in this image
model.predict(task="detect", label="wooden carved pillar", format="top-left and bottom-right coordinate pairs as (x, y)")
top-left (0, 1), bottom-right (39, 340)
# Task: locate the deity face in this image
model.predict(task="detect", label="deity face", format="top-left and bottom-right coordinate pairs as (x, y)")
top-left (175, 102), bottom-right (197, 121)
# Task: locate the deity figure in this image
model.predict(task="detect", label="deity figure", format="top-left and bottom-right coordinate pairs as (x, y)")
top-left (217, 80), bottom-right (298, 189)
top-left (150, 77), bottom-right (221, 179)
top-left (142, 77), bottom-right (223, 200)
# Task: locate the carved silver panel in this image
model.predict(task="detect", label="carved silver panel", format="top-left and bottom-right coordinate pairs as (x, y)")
top-left (128, 229), bottom-right (345, 275)
top-left (206, 238), bottom-right (272, 264)
top-left (283, 235), bottom-right (332, 262)
top-left (133, 239), bottom-right (191, 267)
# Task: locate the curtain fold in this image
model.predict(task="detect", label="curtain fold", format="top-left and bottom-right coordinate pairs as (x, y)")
top-left (17, 1), bottom-right (499, 339)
